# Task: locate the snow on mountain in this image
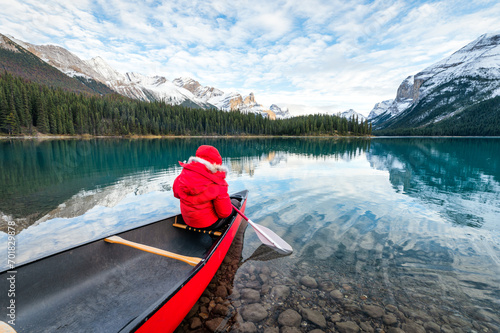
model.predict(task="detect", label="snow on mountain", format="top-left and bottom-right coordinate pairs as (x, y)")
top-left (85, 56), bottom-right (124, 83)
top-left (208, 91), bottom-right (276, 119)
top-left (421, 33), bottom-right (500, 83)
top-left (270, 104), bottom-right (292, 119)
top-left (367, 99), bottom-right (393, 119)
top-left (3, 34), bottom-right (29, 50)
top-left (372, 33), bottom-right (500, 129)
top-left (0, 34), bottom-right (113, 95)
top-left (2, 34), bottom-right (283, 113)
top-left (6, 37), bottom-right (106, 82)
top-left (340, 109), bottom-right (366, 121)
top-left (0, 34), bottom-right (21, 52)
top-left (172, 77), bottom-right (224, 101)
top-left (77, 60), bottom-right (212, 107)
top-left (173, 77), bottom-right (283, 118)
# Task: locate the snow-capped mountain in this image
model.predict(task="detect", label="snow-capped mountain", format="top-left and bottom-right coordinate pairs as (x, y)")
top-left (4, 34), bottom-right (285, 116)
top-left (270, 104), bottom-right (292, 119)
top-left (85, 56), bottom-right (123, 83)
top-left (340, 109), bottom-right (366, 121)
top-left (0, 34), bottom-right (112, 95)
top-left (80, 57), bottom-right (214, 108)
top-left (172, 77), bottom-right (224, 101)
top-left (6, 35), bottom-right (100, 80)
top-left (173, 78), bottom-right (291, 119)
top-left (367, 100), bottom-right (393, 119)
top-left (371, 33), bottom-right (500, 130)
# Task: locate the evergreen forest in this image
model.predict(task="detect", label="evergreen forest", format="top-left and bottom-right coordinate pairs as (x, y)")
top-left (0, 72), bottom-right (372, 137)
top-left (374, 95), bottom-right (500, 136)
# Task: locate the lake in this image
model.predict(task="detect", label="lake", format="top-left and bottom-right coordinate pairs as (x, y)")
top-left (1, 138), bottom-right (499, 332)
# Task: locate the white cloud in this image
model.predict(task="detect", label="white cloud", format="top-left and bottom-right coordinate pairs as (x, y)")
top-left (1, 0), bottom-right (500, 116)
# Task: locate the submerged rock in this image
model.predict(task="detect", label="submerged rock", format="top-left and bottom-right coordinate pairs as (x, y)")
top-left (238, 322), bottom-right (257, 333)
top-left (271, 285), bottom-right (290, 299)
top-left (330, 290), bottom-right (343, 300)
top-left (359, 321), bottom-right (374, 333)
top-left (278, 309), bottom-right (301, 327)
top-left (330, 313), bottom-right (342, 322)
top-left (299, 276), bottom-right (318, 289)
top-left (387, 328), bottom-right (405, 333)
top-left (215, 285), bottom-right (228, 298)
top-left (401, 322), bottom-right (426, 333)
top-left (205, 317), bottom-right (224, 332)
top-left (423, 321), bottom-right (441, 332)
top-left (336, 321), bottom-right (360, 333)
top-left (302, 308), bottom-right (326, 328)
top-left (281, 327), bottom-right (301, 333)
top-left (189, 317), bottom-right (202, 330)
top-left (241, 303), bottom-right (268, 322)
top-left (241, 288), bottom-right (260, 303)
top-left (382, 313), bottom-right (398, 325)
top-left (263, 327), bottom-right (279, 333)
top-left (362, 304), bottom-right (384, 318)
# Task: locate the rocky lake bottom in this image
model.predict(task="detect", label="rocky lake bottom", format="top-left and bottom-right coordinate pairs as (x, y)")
top-left (175, 223), bottom-right (500, 333)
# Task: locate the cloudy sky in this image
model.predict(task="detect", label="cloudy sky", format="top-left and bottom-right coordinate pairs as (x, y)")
top-left (1, 0), bottom-right (500, 115)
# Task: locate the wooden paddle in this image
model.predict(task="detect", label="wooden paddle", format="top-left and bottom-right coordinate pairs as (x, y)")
top-left (104, 236), bottom-right (203, 266)
top-left (232, 204), bottom-right (293, 254)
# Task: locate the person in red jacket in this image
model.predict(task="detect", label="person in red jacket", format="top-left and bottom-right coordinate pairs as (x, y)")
top-left (173, 145), bottom-right (236, 230)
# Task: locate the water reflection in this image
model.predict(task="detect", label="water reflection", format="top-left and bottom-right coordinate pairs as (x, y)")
top-left (1, 138), bottom-right (499, 332)
top-left (0, 138), bottom-right (370, 231)
top-left (0, 138), bottom-right (371, 268)
top-left (367, 138), bottom-right (500, 229)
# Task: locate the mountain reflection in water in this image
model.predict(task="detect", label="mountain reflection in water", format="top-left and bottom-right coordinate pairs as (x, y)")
top-left (367, 138), bottom-right (500, 229)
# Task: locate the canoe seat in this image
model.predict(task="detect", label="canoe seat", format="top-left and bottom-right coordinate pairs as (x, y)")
top-left (173, 216), bottom-right (223, 237)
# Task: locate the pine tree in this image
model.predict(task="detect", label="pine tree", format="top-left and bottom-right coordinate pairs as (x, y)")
top-left (36, 97), bottom-right (49, 133)
top-left (22, 87), bottom-right (32, 132)
top-left (0, 88), bottom-right (8, 133)
top-left (5, 112), bottom-right (20, 135)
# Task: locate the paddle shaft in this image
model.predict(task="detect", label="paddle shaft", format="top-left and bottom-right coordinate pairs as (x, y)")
top-left (232, 205), bottom-right (267, 236)
top-left (232, 204), bottom-right (250, 222)
top-left (105, 236), bottom-right (202, 266)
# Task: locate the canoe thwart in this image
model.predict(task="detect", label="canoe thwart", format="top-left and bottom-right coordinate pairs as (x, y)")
top-left (172, 222), bottom-right (223, 237)
top-left (104, 236), bottom-right (203, 267)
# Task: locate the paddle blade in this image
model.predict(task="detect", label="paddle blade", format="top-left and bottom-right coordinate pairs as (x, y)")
top-left (247, 220), bottom-right (293, 254)
top-left (244, 244), bottom-right (292, 263)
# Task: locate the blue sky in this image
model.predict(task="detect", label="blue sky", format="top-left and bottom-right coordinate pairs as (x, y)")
top-left (1, 0), bottom-right (500, 115)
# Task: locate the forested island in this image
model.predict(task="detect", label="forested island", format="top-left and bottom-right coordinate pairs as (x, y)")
top-left (0, 73), bottom-right (372, 137)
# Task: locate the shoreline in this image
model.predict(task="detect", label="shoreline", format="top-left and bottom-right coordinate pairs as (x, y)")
top-left (1, 135), bottom-right (497, 140)
top-left (0, 134), bottom-right (374, 140)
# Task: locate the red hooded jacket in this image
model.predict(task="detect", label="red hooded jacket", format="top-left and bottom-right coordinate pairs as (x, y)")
top-left (173, 146), bottom-right (233, 228)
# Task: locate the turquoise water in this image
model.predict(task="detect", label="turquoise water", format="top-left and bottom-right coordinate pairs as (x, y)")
top-left (1, 138), bottom-right (499, 331)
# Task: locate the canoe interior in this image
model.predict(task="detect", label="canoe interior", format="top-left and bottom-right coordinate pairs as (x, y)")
top-left (0, 191), bottom-right (247, 333)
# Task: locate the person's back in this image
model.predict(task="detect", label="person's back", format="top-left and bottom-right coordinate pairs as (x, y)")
top-left (173, 145), bottom-right (233, 229)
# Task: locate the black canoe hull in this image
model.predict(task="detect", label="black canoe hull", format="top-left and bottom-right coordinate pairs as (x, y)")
top-left (0, 190), bottom-right (248, 332)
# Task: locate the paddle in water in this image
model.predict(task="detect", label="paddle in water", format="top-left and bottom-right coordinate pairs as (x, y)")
top-left (232, 204), bottom-right (293, 254)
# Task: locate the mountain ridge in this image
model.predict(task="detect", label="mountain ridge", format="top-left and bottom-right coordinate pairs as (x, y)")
top-left (0, 34), bottom-right (112, 95)
top-left (340, 109), bottom-right (366, 121)
top-left (2, 34), bottom-right (291, 119)
top-left (369, 33), bottom-right (500, 134)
